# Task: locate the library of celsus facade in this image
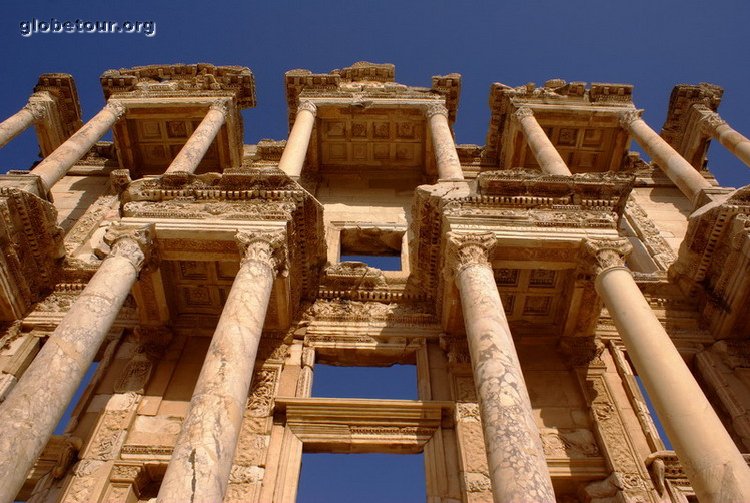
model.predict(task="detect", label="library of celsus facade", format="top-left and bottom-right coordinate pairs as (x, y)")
top-left (1, 61), bottom-right (750, 502)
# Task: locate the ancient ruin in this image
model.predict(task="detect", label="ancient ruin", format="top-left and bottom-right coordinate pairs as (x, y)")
top-left (0, 62), bottom-right (749, 501)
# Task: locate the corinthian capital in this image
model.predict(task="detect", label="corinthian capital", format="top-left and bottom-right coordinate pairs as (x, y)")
top-left (103, 222), bottom-right (158, 274)
top-left (618, 110), bottom-right (642, 128)
top-left (425, 103), bottom-right (449, 119)
top-left (297, 100), bottom-right (317, 116)
top-left (209, 99), bottom-right (230, 115)
top-left (698, 110), bottom-right (727, 136)
top-left (23, 100), bottom-right (48, 122)
top-left (512, 107), bottom-right (534, 121)
top-left (582, 238), bottom-right (632, 275)
top-left (104, 100), bottom-right (126, 120)
top-left (236, 229), bottom-right (288, 276)
top-left (446, 232), bottom-right (496, 276)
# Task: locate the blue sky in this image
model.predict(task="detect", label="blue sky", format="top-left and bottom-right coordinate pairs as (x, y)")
top-left (2, 0), bottom-right (748, 499)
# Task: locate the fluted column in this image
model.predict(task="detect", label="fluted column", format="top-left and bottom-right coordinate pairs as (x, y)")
top-left (426, 104), bottom-right (464, 180)
top-left (699, 109), bottom-right (750, 169)
top-left (30, 100), bottom-right (125, 192)
top-left (158, 230), bottom-right (286, 503)
top-left (513, 107), bottom-right (571, 176)
top-left (449, 233), bottom-right (555, 503)
top-left (620, 111), bottom-right (711, 204)
top-left (0, 98), bottom-right (46, 149)
top-left (164, 100), bottom-right (229, 174)
top-left (278, 101), bottom-right (316, 179)
top-left (586, 238), bottom-right (750, 502)
top-left (0, 223), bottom-right (155, 503)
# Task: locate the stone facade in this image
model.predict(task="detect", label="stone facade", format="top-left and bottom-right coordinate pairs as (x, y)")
top-left (0, 62), bottom-right (749, 502)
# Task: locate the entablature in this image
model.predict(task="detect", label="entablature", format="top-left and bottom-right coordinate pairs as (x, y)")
top-left (284, 61), bottom-right (460, 129)
top-left (483, 80), bottom-right (634, 172)
top-left (107, 97), bottom-right (244, 178)
top-left (671, 190), bottom-right (750, 338)
top-left (659, 83), bottom-right (723, 171)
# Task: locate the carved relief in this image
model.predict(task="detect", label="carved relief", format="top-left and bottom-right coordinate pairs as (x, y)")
top-left (247, 368), bottom-right (278, 418)
top-left (583, 374), bottom-right (654, 499)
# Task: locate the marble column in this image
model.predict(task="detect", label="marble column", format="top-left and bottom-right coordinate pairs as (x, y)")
top-left (449, 233), bottom-right (555, 502)
top-left (278, 101), bottom-right (316, 179)
top-left (620, 111), bottom-right (711, 204)
top-left (0, 99), bottom-right (46, 149)
top-left (164, 100), bottom-right (229, 174)
top-left (513, 107), bottom-right (572, 176)
top-left (426, 104), bottom-right (464, 180)
top-left (157, 230), bottom-right (286, 503)
top-left (0, 223), bottom-right (155, 503)
top-left (586, 238), bottom-right (750, 502)
top-left (31, 100), bottom-right (125, 192)
top-left (699, 109), bottom-right (750, 169)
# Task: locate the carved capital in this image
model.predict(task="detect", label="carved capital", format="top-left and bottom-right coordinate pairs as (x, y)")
top-left (109, 169), bottom-right (132, 195)
top-left (23, 100), bottom-right (48, 122)
top-left (297, 100), bottom-right (317, 116)
top-left (512, 106), bottom-right (534, 121)
top-left (236, 229), bottom-right (288, 276)
top-left (209, 99), bottom-right (230, 115)
top-left (582, 238), bottom-right (632, 275)
top-left (698, 110), bottom-right (727, 136)
top-left (446, 232), bottom-right (495, 276)
top-left (103, 222), bottom-right (158, 275)
top-left (425, 103), bottom-right (449, 119)
top-left (104, 100), bottom-right (126, 120)
top-left (618, 110), bottom-right (642, 129)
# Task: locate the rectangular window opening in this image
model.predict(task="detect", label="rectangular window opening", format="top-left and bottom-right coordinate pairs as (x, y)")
top-left (312, 364), bottom-right (417, 400)
top-left (339, 227), bottom-right (404, 271)
top-left (298, 453), bottom-right (426, 503)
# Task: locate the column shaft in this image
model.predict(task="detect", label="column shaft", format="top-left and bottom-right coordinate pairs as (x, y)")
top-left (31, 101), bottom-right (124, 191)
top-left (0, 107), bottom-right (37, 149)
top-left (452, 235), bottom-right (555, 502)
top-left (278, 101), bottom-right (316, 179)
top-left (623, 114), bottom-right (711, 203)
top-left (427, 104), bottom-right (464, 180)
top-left (157, 232), bottom-right (282, 502)
top-left (0, 225), bottom-right (151, 503)
top-left (703, 112), bottom-right (750, 166)
top-left (514, 108), bottom-right (571, 176)
top-left (596, 267), bottom-right (750, 502)
top-left (164, 101), bottom-right (228, 174)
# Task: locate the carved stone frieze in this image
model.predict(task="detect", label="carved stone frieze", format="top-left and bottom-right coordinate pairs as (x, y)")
top-left (302, 299), bottom-right (434, 323)
top-left (101, 63), bottom-right (256, 108)
top-left (581, 373), bottom-right (654, 500)
top-left (0, 185), bottom-right (65, 319)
